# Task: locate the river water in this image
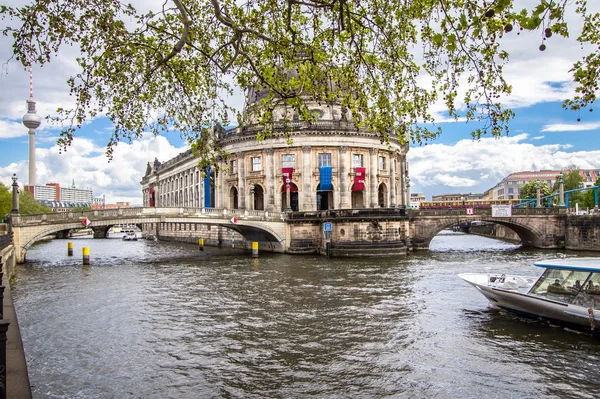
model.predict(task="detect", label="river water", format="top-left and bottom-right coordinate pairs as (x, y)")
top-left (11, 233), bottom-right (600, 398)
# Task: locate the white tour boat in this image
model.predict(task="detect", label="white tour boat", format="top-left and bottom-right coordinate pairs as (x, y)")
top-left (106, 224), bottom-right (142, 239)
top-left (459, 258), bottom-right (600, 332)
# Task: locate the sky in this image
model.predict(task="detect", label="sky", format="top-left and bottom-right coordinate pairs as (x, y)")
top-left (1, 2), bottom-right (599, 204)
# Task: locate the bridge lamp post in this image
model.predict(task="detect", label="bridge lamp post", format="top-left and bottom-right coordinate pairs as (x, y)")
top-left (11, 173), bottom-right (19, 214)
top-left (536, 179), bottom-right (542, 208)
top-left (249, 183), bottom-right (255, 211)
top-left (285, 178), bottom-right (292, 212)
top-left (557, 173), bottom-right (565, 207)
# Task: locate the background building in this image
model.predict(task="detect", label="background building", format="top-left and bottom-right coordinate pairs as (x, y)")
top-left (431, 193), bottom-right (484, 202)
top-left (23, 180), bottom-right (94, 210)
top-left (60, 186), bottom-right (92, 203)
top-left (24, 183), bottom-right (60, 201)
top-left (141, 87), bottom-right (410, 212)
top-left (486, 169), bottom-right (599, 200)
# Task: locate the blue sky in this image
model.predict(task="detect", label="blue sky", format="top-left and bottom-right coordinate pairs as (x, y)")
top-left (1, 1), bottom-right (599, 203)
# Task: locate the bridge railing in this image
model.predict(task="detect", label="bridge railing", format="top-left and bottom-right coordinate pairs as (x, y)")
top-left (412, 207), bottom-right (561, 216)
top-left (15, 207), bottom-right (287, 225)
top-left (409, 208), bottom-right (491, 216)
top-left (287, 207), bottom-right (407, 220)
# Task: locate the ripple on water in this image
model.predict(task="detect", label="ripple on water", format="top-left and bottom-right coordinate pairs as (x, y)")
top-left (12, 236), bottom-right (600, 398)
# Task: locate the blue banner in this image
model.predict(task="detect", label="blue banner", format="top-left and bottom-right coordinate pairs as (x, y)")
top-left (204, 166), bottom-right (211, 207)
top-left (319, 166), bottom-right (333, 191)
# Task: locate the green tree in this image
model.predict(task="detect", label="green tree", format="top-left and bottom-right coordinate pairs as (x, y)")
top-left (563, 169), bottom-right (584, 191)
top-left (70, 206), bottom-right (91, 212)
top-left (520, 181), bottom-right (552, 207)
top-left (582, 178), bottom-right (600, 209)
top-left (2, 1), bottom-right (599, 167)
top-left (0, 183), bottom-right (11, 220)
top-left (563, 169), bottom-right (585, 206)
top-left (18, 191), bottom-right (53, 215)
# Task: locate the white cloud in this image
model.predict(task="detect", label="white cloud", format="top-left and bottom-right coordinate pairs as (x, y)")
top-left (430, 174), bottom-right (478, 188)
top-left (408, 133), bottom-right (600, 198)
top-left (0, 136), bottom-right (186, 203)
top-left (531, 136), bottom-right (545, 140)
top-left (0, 119), bottom-right (28, 139)
top-left (541, 121), bottom-right (600, 132)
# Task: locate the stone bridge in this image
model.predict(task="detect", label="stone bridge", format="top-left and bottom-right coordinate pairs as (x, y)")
top-left (7, 205), bottom-right (588, 262)
top-left (10, 207), bottom-right (288, 262)
top-left (408, 207), bottom-right (566, 249)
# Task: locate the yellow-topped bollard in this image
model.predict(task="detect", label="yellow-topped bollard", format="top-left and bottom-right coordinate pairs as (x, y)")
top-left (68, 242), bottom-right (73, 256)
top-left (252, 242), bottom-right (259, 258)
top-left (82, 247), bottom-right (90, 265)
top-left (199, 238), bottom-right (204, 251)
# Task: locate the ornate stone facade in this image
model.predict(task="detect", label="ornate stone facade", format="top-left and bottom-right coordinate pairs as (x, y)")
top-left (141, 97), bottom-right (410, 213)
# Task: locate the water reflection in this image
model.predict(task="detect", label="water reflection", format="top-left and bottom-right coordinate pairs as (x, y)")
top-left (12, 233), bottom-right (600, 398)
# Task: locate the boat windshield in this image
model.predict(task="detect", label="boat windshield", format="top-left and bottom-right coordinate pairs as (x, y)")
top-left (529, 269), bottom-right (592, 304)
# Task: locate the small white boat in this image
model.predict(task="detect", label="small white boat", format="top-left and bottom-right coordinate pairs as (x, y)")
top-left (459, 258), bottom-right (600, 333)
top-left (106, 225), bottom-right (142, 239)
top-left (122, 232), bottom-right (138, 241)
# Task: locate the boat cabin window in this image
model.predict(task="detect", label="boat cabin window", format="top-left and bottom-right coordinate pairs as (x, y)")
top-left (572, 272), bottom-right (600, 308)
top-left (529, 269), bottom-right (591, 303)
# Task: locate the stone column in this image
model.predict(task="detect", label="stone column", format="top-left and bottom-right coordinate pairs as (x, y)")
top-left (237, 152), bottom-right (246, 209)
top-left (389, 151), bottom-right (397, 207)
top-left (213, 164), bottom-right (220, 209)
top-left (339, 146), bottom-right (350, 208)
top-left (398, 155), bottom-right (406, 206)
top-left (302, 146), bottom-right (312, 211)
top-left (265, 148), bottom-right (275, 211)
top-left (369, 148), bottom-right (378, 207)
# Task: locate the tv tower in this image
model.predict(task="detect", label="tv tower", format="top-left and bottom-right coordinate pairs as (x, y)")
top-left (22, 60), bottom-right (42, 186)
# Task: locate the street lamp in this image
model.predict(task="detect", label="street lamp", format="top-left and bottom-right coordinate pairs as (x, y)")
top-left (11, 173), bottom-right (19, 214)
top-left (285, 178), bottom-right (292, 212)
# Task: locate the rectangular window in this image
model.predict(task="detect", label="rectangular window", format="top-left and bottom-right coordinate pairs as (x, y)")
top-left (318, 153), bottom-right (332, 167)
top-left (282, 154), bottom-right (295, 169)
top-left (508, 188), bottom-right (513, 194)
top-left (230, 160), bottom-right (237, 174)
top-left (252, 157), bottom-right (262, 172)
top-left (353, 154), bottom-right (363, 168)
top-left (379, 155), bottom-right (386, 170)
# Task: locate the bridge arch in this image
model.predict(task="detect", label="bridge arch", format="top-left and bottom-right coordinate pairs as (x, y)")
top-left (411, 216), bottom-right (547, 250)
top-left (12, 209), bottom-right (287, 262)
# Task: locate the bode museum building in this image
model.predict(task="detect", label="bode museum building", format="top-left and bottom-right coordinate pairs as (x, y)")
top-left (140, 84), bottom-right (411, 255)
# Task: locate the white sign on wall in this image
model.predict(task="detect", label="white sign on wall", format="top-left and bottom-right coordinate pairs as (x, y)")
top-left (492, 205), bottom-right (512, 217)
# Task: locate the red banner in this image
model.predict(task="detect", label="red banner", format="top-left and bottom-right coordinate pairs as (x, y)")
top-left (148, 186), bottom-right (154, 207)
top-left (282, 168), bottom-right (296, 192)
top-left (353, 167), bottom-right (366, 191)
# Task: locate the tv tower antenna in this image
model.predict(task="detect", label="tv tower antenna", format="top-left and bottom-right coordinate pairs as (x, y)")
top-left (22, 58), bottom-right (42, 186)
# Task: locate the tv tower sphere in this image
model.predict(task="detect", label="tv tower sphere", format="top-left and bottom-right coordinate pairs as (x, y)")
top-left (22, 99), bottom-right (42, 129)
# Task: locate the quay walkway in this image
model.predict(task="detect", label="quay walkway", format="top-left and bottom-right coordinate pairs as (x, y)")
top-left (0, 236), bottom-right (31, 399)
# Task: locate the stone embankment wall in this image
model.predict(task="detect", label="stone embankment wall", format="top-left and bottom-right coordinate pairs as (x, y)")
top-left (143, 222), bottom-right (246, 247)
top-left (565, 216), bottom-right (600, 251)
top-left (468, 223), bottom-right (520, 243)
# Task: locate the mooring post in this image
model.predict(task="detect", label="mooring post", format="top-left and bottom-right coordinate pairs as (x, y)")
top-left (82, 247), bottom-right (90, 265)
